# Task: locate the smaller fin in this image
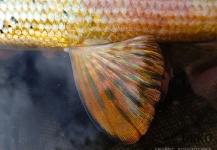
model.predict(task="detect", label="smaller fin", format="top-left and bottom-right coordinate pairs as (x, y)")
top-left (0, 50), bottom-right (21, 60)
top-left (69, 36), bottom-right (165, 144)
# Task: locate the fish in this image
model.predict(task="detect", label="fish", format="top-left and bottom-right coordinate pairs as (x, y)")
top-left (0, 0), bottom-right (216, 144)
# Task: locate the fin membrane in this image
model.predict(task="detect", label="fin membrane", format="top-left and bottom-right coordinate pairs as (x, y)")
top-left (69, 36), bottom-right (165, 144)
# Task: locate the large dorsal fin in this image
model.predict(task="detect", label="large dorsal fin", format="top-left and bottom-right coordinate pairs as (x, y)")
top-left (69, 36), bottom-right (165, 144)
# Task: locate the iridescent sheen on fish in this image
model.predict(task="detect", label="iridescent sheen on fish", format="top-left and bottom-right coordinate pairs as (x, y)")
top-left (0, 0), bottom-right (216, 49)
top-left (0, 0), bottom-right (217, 144)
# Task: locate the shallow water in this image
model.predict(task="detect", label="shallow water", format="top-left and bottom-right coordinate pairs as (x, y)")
top-left (0, 43), bottom-right (216, 149)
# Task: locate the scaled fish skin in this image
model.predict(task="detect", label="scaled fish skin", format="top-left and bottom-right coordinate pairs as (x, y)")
top-left (0, 0), bottom-right (216, 144)
top-left (0, 0), bottom-right (216, 48)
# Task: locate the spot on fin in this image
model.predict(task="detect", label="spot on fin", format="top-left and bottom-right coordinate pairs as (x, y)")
top-left (69, 36), bottom-right (165, 144)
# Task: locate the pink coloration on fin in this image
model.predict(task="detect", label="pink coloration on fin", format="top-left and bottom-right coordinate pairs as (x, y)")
top-left (0, 50), bottom-right (21, 60)
top-left (185, 55), bottom-right (217, 110)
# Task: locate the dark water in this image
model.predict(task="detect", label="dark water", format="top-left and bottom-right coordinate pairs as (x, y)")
top-left (0, 43), bottom-right (216, 150)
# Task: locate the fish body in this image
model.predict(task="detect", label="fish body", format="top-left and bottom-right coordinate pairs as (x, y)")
top-left (0, 0), bottom-right (217, 144)
top-left (0, 0), bottom-right (216, 49)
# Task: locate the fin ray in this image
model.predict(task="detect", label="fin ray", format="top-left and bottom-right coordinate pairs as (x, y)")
top-left (69, 36), bottom-right (165, 143)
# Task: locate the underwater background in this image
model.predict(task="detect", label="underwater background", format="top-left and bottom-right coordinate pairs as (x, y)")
top-left (0, 43), bottom-right (216, 149)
